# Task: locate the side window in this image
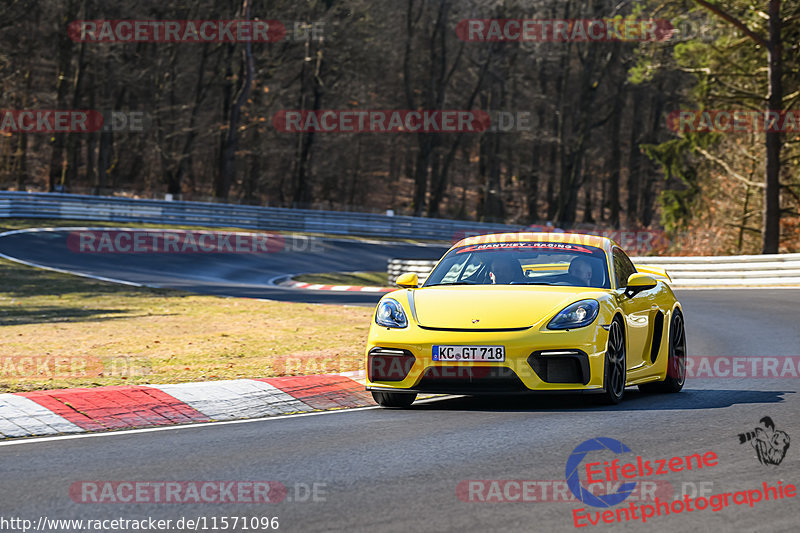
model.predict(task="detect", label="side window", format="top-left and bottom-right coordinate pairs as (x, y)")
top-left (612, 248), bottom-right (637, 288)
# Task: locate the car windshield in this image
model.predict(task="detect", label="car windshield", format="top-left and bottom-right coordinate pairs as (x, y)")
top-left (424, 242), bottom-right (610, 289)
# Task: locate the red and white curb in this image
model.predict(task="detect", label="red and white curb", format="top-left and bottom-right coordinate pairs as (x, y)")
top-left (0, 371), bottom-right (371, 440)
top-left (281, 279), bottom-right (393, 293)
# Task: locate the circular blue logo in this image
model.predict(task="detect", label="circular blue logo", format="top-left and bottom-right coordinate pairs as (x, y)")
top-left (565, 437), bottom-right (637, 508)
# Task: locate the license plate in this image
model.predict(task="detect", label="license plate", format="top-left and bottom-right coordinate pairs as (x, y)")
top-left (432, 345), bottom-right (505, 362)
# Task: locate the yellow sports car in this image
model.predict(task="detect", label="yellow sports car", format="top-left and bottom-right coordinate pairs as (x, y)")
top-left (365, 232), bottom-right (686, 407)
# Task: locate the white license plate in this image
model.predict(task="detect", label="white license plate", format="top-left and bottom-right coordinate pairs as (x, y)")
top-left (432, 345), bottom-right (505, 362)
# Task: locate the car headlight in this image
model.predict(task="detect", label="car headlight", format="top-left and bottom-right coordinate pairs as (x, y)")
top-left (375, 298), bottom-right (408, 328)
top-left (547, 299), bottom-right (599, 330)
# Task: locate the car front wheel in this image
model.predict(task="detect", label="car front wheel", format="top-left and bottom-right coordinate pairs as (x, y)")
top-left (371, 391), bottom-right (417, 408)
top-left (597, 317), bottom-right (626, 405)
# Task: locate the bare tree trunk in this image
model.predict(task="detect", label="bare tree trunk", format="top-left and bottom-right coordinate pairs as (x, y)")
top-left (86, 82), bottom-right (96, 193)
top-left (216, 0), bottom-right (254, 200)
top-left (626, 87), bottom-right (643, 226)
top-left (639, 88), bottom-right (664, 227)
top-left (347, 138), bottom-right (363, 208)
top-left (527, 140), bottom-right (541, 222)
top-left (527, 59), bottom-right (548, 223)
top-left (14, 68), bottom-right (32, 190)
top-left (290, 9), bottom-right (326, 208)
top-left (405, 0), bottom-right (456, 217)
top-left (582, 177), bottom-right (595, 224)
top-left (215, 44), bottom-right (235, 199)
top-left (763, 0), bottom-right (782, 253)
top-left (65, 36), bottom-right (88, 189)
top-left (691, 0), bottom-right (784, 252)
top-left (427, 44), bottom-right (490, 218)
top-left (607, 85), bottom-right (624, 228)
top-left (47, 0), bottom-right (77, 191)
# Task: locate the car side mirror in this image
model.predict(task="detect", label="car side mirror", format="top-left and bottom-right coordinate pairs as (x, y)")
top-left (396, 272), bottom-right (419, 288)
top-left (624, 272), bottom-right (657, 297)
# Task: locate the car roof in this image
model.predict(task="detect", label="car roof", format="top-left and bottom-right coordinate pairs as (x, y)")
top-left (451, 232), bottom-right (615, 253)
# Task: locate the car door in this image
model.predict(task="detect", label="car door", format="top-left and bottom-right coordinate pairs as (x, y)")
top-left (612, 247), bottom-right (654, 372)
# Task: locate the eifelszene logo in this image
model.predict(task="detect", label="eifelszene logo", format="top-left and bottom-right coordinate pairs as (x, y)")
top-left (565, 437), bottom-right (719, 508)
top-left (738, 417), bottom-right (790, 466)
top-left (565, 438), bottom-right (637, 508)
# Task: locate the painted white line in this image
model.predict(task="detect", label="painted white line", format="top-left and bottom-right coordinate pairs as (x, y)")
top-left (0, 395), bottom-right (451, 447)
top-left (0, 251), bottom-right (145, 287)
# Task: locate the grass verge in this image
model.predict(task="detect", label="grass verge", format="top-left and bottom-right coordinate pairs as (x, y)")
top-left (0, 256), bottom-right (371, 393)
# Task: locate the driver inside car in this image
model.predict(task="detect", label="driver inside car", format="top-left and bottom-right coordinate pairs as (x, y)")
top-left (568, 256), bottom-right (594, 286)
top-left (488, 255), bottom-right (524, 284)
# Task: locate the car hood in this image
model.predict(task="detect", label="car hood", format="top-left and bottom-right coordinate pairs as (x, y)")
top-left (411, 285), bottom-right (603, 330)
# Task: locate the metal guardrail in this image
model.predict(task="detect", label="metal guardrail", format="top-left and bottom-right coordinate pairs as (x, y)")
top-left (388, 254), bottom-right (800, 287)
top-left (388, 259), bottom-right (438, 285)
top-left (4, 192), bottom-right (798, 287)
top-left (0, 191), bottom-right (519, 241)
top-left (633, 253), bottom-right (800, 286)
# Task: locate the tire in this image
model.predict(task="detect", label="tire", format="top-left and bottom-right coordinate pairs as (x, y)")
top-left (596, 317), bottom-right (626, 405)
top-left (371, 391), bottom-right (417, 408)
top-left (639, 311), bottom-right (686, 394)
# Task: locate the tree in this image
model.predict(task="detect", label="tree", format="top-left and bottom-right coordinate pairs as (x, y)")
top-left (691, 0), bottom-right (785, 253)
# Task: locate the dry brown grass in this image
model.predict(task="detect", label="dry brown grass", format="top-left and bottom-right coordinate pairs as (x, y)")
top-left (0, 255), bottom-right (371, 393)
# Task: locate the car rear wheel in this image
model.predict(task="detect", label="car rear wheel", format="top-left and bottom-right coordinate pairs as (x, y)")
top-left (639, 311), bottom-right (686, 394)
top-left (371, 391), bottom-right (417, 408)
top-left (596, 317), bottom-right (626, 405)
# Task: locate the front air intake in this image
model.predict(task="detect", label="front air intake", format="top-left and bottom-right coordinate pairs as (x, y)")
top-left (527, 350), bottom-right (590, 385)
top-left (368, 347), bottom-right (415, 381)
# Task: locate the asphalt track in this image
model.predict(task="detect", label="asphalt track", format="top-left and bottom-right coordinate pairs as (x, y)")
top-left (0, 228), bottom-right (449, 304)
top-left (1, 228), bottom-right (799, 532)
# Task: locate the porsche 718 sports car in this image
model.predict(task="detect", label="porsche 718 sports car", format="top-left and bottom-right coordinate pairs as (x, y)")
top-left (365, 232), bottom-right (686, 407)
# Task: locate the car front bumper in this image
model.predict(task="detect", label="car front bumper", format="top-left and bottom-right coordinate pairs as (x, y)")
top-left (365, 323), bottom-right (609, 394)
